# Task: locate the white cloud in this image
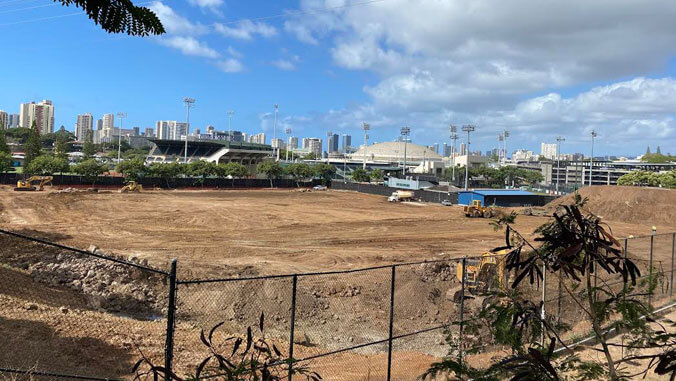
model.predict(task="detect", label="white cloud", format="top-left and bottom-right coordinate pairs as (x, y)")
top-left (149, 1), bottom-right (207, 35)
top-left (272, 59), bottom-right (296, 71)
top-left (188, 0), bottom-right (223, 9)
top-left (214, 20), bottom-right (277, 40)
top-left (217, 58), bottom-right (245, 73)
top-left (158, 36), bottom-right (219, 58)
top-left (226, 46), bottom-right (243, 59)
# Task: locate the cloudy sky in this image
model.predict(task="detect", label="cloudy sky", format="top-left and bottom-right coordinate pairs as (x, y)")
top-left (2, 0), bottom-right (675, 156)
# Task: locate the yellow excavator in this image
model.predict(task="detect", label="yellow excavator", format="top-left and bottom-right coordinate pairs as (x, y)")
top-left (14, 176), bottom-right (54, 191)
top-left (119, 181), bottom-right (143, 193)
top-left (463, 200), bottom-right (495, 218)
top-left (451, 248), bottom-right (510, 303)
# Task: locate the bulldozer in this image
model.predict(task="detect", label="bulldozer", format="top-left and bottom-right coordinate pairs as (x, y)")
top-left (463, 200), bottom-right (495, 218)
top-left (450, 248), bottom-right (510, 304)
top-left (14, 176), bottom-right (54, 191)
top-left (120, 181), bottom-right (143, 193)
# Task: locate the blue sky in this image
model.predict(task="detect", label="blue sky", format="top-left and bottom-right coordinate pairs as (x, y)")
top-left (1, 0), bottom-right (675, 156)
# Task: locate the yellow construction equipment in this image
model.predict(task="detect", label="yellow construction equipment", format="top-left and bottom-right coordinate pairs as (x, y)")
top-left (120, 181), bottom-right (143, 193)
top-left (463, 200), bottom-right (495, 218)
top-left (451, 248), bottom-right (510, 303)
top-left (14, 176), bottom-right (54, 191)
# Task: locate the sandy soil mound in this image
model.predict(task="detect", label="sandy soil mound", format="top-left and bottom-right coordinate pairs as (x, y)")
top-left (547, 186), bottom-right (676, 228)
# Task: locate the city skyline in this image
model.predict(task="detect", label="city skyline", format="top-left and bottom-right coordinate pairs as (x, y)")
top-left (1, 1), bottom-right (675, 156)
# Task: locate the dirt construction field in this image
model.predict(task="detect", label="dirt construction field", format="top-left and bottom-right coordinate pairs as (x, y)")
top-left (0, 186), bottom-right (670, 276)
top-left (0, 186), bottom-right (674, 380)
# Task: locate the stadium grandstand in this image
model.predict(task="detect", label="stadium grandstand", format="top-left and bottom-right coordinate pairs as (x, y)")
top-left (146, 139), bottom-right (273, 171)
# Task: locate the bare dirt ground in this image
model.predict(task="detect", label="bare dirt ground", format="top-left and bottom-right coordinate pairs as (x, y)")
top-left (0, 186), bottom-right (674, 380)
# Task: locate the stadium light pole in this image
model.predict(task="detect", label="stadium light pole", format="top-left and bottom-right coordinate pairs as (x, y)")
top-left (273, 104), bottom-right (279, 161)
top-left (401, 126), bottom-right (410, 177)
top-left (116, 112), bottom-right (126, 164)
top-left (462, 124), bottom-right (476, 190)
top-left (502, 130), bottom-right (510, 164)
top-left (362, 122), bottom-right (370, 169)
top-left (183, 97), bottom-right (195, 164)
top-left (450, 124), bottom-right (458, 184)
top-left (589, 130), bottom-right (597, 186)
top-left (285, 128), bottom-right (292, 161)
top-left (498, 134), bottom-right (504, 164)
top-left (556, 136), bottom-right (565, 192)
top-left (227, 110), bottom-right (233, 141)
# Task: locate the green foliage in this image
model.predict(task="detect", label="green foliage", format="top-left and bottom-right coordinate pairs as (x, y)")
top-left (0, 130), bottom-right (9, 154)
top-left (186, 160), bottom-right (217, 185)
top-left (148, 162), bottom-right (184, 188)
top-left (257, 160), bottom-right (284, 187)
top-left (369, 169), bottom-right (384, 182)
top-left (23, 121), bottom-right (43, 168)
top-left (351, 168), bottom-right (369, 182)
top-left (217, 162), bottom-right (249, 178)
top-left (55, 0), bottom-right (165, 36)
top-left (116, 157), bottom-right (146, 181)
top-left (285, 163), bottom-right (313, 181)
top-left (313, 163), bottom-right (336, 185)
top-left (122, 148), bottom-right (150, 161)
top-left (82, 130), bottom-right (97, 160)
top-left (73, 159), bottom-right (108, 185)
top-left (640, 153), bottom-right (676, 163)
top-left (0, 151), bottom-right (12, 174)
top-left (617, 170), bottom-right (676, 188)
top-left (4, 127), bottom-right (31, 144)
top-left (25, 155), bottom-right (70, 175)
top-left (54, 131), bottom-right (71, 160)
top-left (302, 152), bottom-right (319, 160)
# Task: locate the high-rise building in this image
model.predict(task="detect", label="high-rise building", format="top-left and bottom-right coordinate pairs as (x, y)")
top-left (271, 138), bottom-right (285, 150)
top-left (342, 134), bottom-right (352, 151)
top-left (433, 143), bottom-right (439, 154)
top-left (307, 138), bottom-right (322, 157)
top-left (0, 110), bottom-right (7, 129)
top-left (302, 138), bottom-right (309, 149)
top-left (75, 113), bottom-right (94, 141)
top-left (540, 142), bottom-right (557, 160)
top-left (8, 113), bottom-right (19, 128)
top-left (206, 125), bottom-right (215, 135)
top-left (156, 121), bottom-right (189, 140)
top-left (19, 100), bottom-right (54, 134)
top-left (289, 136), bottom-right (299, 150)
top-left (102, 114), bottom-right (115, 140)
top-left (144, 127), bottom-right (154, 137)
top-left (328, 133), bottom-right (339, 153)
top-left (132, 127), bottom-right (140, 136)
top-left (459, 143), bottom-right (467, 156)
top-left (96, 119), bottom-right (103, 130)
top-left (249, 132), bottom-right (266, 144)
top-left (443, 143), bottom-right (449, 157)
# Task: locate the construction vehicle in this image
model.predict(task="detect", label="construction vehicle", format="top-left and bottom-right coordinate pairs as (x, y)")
top-left (388, 190), bottom-right (415, 202)
top-left (120, 181), bottom-right (143, 193)
top-left (463, 200), bottom-right (495, 218)
top-left (450, 248), bottom-right (510, 303)
top-left (14, 176), bottom-right (54, 191)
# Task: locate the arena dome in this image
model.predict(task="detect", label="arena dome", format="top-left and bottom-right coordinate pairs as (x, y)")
top-left (349, 141), bottom-right (442, 164)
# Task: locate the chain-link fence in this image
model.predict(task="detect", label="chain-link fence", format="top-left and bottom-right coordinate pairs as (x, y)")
top-left (1, 229), bottom-right (674, 380)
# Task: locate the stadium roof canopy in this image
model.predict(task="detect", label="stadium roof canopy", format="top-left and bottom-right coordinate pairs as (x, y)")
top-left (349, 141), bottom-right (442, 164)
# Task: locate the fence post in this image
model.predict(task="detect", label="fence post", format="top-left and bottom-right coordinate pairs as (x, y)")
top-left (386, 265), bottom-right (396, 381)
top-left (541, 261), bottom-right (546, 346)
top-left (164, 259), bottom-right (177, 381)
top-left (671, 233), bottom-right (675, 298)
top-left (623, 239), bottom-right (628, 304)
top-left (458, 258), bottom-right (466, 380)
top-left (287, 275), bottom-right (298, 381)
top-left (557, 270), bottom-right (562, 327)
top-left (649, 228), bottom-right (655, 308)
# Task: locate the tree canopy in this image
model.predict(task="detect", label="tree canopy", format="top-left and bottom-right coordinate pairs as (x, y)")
top-left (73, 159), bottom-right (108, 185)
top-left (257, 160), bottom-right (284, 187)
top-left (116, 157), bottom-right (146, 181)
top-left (351, 168), bottom-right (369, 182)
top-left (54, 0), bottom-right (165, 36)
top-left (23, 121), bottom-right (43, 168)
top-left (25, 155), bottom-right (70, 176)
top-left (0, 152), bottom-right (12, 174)
top-left (617, 170), bottom-right (676, 188)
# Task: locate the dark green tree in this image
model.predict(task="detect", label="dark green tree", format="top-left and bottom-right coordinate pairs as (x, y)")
top-left (351, 168), bottom-right (369, 182)
top-left (4, 127), bottom-right (31, 144)
top-left (54, 132), bottom-right (70, 160)
top-left (148, 162), bottom-right (183, 188)
top-left (73, 159), bottom-right (108, 187)
top-left (0, 152), bottom-right (12, 174)
top-left (54, 0), bottom-right (165, 36)
top-left (116, 157), bottom-right (146, 182)
top-left (257, 160), bottom-right (284, 188)
top-left (646, 146), bottom-right (651, 155)
top-left (0, 129), bottom-right (9, 154)
top-left (656, 145), bottom-right (662, 154)
top-left (186, 160), bottom-right (217, 186)
top-left (313, 163), bottom-right (336, 185)
top-left (82, 130), bottom-right (96, 160)
top-left (285, 162), bottom-right (313, 185)
top-left (369, 169), bottom-right (384, 182)
top-left (25, 155), bottom-right (70, 176)
top-left (24, 121), bottom-right (43, 168)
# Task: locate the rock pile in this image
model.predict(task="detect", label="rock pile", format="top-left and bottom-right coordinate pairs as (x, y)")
top-left (416, 262), bottom-right (457, 282)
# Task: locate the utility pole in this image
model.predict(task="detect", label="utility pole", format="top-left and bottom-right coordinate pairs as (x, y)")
top-left (556, 136), bottom-right (565, 192)
top-left (182, 97), bottom-right (195, 164)
top-left (227, 110), bottom-right (233, 141)
top-left (362, 122), bottom-right (370, 170)
top-left (401, 127), bottom-right (410, 177)
top-left (116, 112), bottom-right (126, 164)
top-left (462, 125), bottom-right (476, 190)
top-left (273, 104), bottom-right (279, 161)
top-left (285, 128), bottom-right (292, 161)
top-left (450, 125), bottom-right (458, 184)
top-left (589, 130), bottom-right (597, 186)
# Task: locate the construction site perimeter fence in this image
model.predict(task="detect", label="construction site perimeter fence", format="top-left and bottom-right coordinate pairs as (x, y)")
top-left (0, 229), bottom-right (674, 380)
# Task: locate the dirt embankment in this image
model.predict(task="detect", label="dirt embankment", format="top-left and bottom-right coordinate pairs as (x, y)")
top-left (547, 186), bottom-right (676, 229)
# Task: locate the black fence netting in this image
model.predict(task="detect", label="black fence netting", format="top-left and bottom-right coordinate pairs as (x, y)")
top-left (0, 229), bottom-right (674, 380)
